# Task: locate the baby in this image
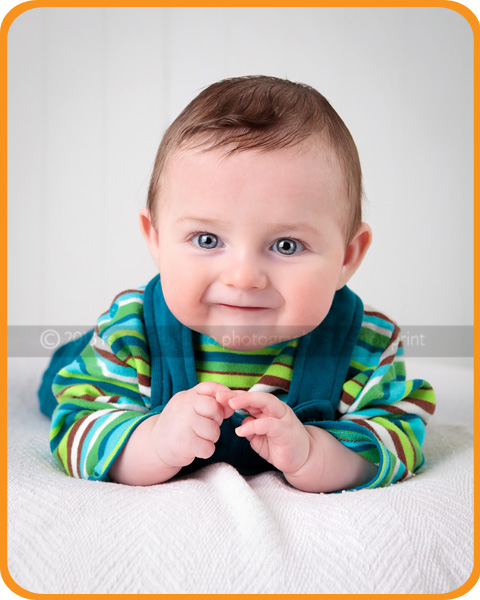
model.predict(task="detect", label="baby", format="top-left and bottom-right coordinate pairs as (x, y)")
top-left (42, 75), bottom-right (436, 492)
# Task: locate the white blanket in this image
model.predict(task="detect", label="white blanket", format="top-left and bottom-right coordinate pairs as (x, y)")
top-left (7, 357), bottom-right (473, 594)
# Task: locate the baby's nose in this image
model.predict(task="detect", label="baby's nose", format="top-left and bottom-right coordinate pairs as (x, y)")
top-left (220, 256), bottom-right (267, 290)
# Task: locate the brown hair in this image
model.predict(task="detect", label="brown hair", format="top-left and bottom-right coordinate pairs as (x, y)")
top-left (147, 75), bottom-right (363, 242)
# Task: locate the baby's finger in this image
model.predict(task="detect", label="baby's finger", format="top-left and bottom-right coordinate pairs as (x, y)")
top-left (190, 436), bottom-right (216, 460)
top-left (229, 392), bottom-right (287, 419)
top-left (235, 416), bottom-right (281, 438)
top-left (194, 394), bottom-right (224, 425)
top-left (194, 381), bottom-right (231, 398)
top-left (215, 389), bottom-right (243, 419)
top-left (191, 414), bottom-right (221, 444)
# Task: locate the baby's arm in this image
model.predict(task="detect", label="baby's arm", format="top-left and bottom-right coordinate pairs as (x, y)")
top-left (50, 287), bottom-right (240, 484)
top-left (109, 382), bottom-right (234, 485)
top-left (317, 313), bottom-right (436, 489)
top-left (230, 312), bottom-right (436, 492)
top-left (284, 425), bottom-right (377, 492)
top-left (228, 392), bottom-right (376, 492)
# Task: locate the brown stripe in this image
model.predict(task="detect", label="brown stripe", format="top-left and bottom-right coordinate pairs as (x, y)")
top-left (196, 368), bottom-right (263, 378)
top-left (55, 383), bottom-right (107, 400)
top-left (403, 397), bottom-right (436, 415)
top-left (372, 405), bottom-right (405, 415)
top-left (382, 424), bottom-right (408, 470)
top-left (132, 355), bottom-right (150, 365)
top-left (391, 323), bottom-right (401, 345)
top-left (339, 389), bottom-right (356, 407)
top-left (105, 396), bottom-right (120, 403)
top-left (75, 418), bottom-right (98, 477)
top-left (137, 373), bottom-right (151, 388)
top-left (354, 419), bottom-right (376, 437)
top-left (112, 288), bottom-right (144, 304)
top-left (274, 361), bottom-right (294, 370)
top-left (255, 374), bottom-right (290, 391)
top-left (354, 416), bottom-right (418, 476)
top-left (359, 419), bottom-right (409, 474)
top-left (364, 310), bottom-right (397, 328)
top-left (365, 318), bottom-right (400, 347)
top-left (379, 353), bottom-right (395, 368)
top-left (65, 415), bottom-right (88, 476)
top-left (78, 394), bottom-right (104, 402)
top-left (353, 417), bottom-right (407, 465)
top-left (94, 346), bottom-right (128, 367)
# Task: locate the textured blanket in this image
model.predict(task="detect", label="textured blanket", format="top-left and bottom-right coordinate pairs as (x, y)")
top-left (7, 357), bottom-right (473, 594)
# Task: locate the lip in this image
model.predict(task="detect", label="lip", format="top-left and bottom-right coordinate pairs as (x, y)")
top-left (217, 304), bottom-right (271, 311)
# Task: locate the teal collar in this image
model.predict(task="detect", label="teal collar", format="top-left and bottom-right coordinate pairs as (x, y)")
top-left (143, 275), bottom-right (363, 423)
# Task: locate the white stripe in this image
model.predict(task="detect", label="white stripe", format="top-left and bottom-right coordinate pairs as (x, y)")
top-left (343, 417), bottom-right (396, 453)
top-left (94, 395), bottom-right (149, 413)
top-left (363, 305), bottom-right (397, 326)
top-left (393, 399), bottom-right (432, 423)
top-left (361, 319), bottom-right (394, 339)
top-left (97, 314), bottom-right (111, 327)
top-left (118, 296), bottom-right (143, 307)
top-left (82, 411), bottom-right (122, 479)
top-left (249, 383), bottom-right (285, 394)
top-left (98, 360), bottom-right (138, 384)
top-left (92, 333), bottom-right (112, 352)
top-left (341, 416), bottom-right (402, 480)
top-left (114, 403), bottom-right (149, 414)
top-left (354, 339), bottom-right (399, 403)
top-left (138, 384), bottom-right (151, 397)
top-left (70, 408), bottom-right (116, 478)
top-left (337, 398), bottom-right (352, 415)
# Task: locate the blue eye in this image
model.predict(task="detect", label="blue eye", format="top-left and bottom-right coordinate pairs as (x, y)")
top-left (272, 238), bottom-right (304, 255)
top-left (192, 233), bottom-right (222, 249)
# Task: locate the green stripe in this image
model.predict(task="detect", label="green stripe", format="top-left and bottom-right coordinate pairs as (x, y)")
top-left (194, 334), bottom-right (297, 390)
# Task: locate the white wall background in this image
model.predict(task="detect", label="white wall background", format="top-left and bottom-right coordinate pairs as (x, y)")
top-left (7, 6), bottom-right (473, 328)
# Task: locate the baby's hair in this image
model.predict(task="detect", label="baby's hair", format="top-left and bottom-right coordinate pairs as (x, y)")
top-left (147, 75), bottom-right (363, 243)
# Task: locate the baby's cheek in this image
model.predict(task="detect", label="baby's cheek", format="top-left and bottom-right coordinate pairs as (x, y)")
top-left (287, 295), bottom-right (330, 329)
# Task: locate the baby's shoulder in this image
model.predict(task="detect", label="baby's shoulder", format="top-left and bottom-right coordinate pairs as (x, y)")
top-left (96, 284), bottom-right (148, 339)
top-left (358, 305), bottom-right (401, 348)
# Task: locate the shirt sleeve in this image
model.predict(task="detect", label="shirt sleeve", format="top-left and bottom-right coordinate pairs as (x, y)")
top-left (309, 309), bottom-right (436, 490)
top-left (49, 288), bottom-right (153, 481)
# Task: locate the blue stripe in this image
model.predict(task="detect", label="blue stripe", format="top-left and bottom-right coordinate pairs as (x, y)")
top-left (362, 314), bottom-right (395, 332)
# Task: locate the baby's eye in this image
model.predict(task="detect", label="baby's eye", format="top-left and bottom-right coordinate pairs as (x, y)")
top-left (271, 238), bottom-right (305, 255)
top-left (191, 232), bottom-right (223, 250)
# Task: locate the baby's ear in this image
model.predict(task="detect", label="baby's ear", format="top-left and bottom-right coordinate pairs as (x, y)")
top-left (139, 207), bottom-right (160, 259)
top-left (337, 222), bottom-right (372, 289)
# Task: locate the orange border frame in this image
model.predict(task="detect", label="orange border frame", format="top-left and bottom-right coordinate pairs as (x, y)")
top-left (1, 1), bottom-right (478, 599)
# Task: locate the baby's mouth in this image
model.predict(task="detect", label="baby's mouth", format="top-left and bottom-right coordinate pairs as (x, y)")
top-left (216, 303), bottom-right (270, 311)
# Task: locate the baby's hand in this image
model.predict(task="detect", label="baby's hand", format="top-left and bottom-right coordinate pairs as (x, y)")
top-left (151, 382), bottom-right (235, 469)
top-left (227, 392), bottom-right (311, 476)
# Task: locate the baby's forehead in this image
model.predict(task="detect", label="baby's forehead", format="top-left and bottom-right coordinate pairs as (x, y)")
top-left (167, 137), bottom-right (342, 178)
top-left (159, 143), bottom-right (349, 227)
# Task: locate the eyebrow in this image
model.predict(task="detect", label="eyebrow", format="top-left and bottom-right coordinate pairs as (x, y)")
top-left (176, 216), bottom-right (320, 236)
top-left (176, 217), bottom-right (224, 228)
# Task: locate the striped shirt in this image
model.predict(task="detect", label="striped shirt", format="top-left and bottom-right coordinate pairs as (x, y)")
top-left (50, 286), bottom-right (436, 487)
top-left (193, 332), bottom-right (298, 392)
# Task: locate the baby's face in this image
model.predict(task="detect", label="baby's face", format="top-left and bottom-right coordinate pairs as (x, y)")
top-left (147, 143), bottom-right (354, 351)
